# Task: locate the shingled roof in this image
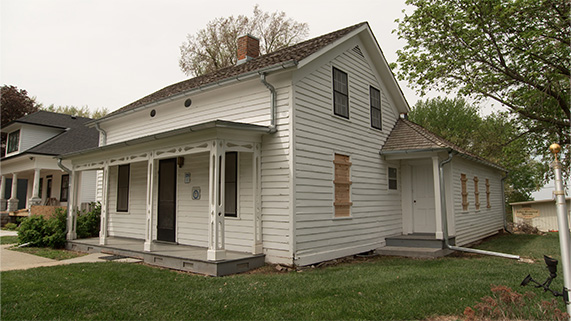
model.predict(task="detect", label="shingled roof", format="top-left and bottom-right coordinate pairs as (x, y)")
top-left (381, 118), bottom-right (505, 171)
top-left (100, 22), bottom-right (368, 121)
top-left (2, 111), bottom-right (99, 158)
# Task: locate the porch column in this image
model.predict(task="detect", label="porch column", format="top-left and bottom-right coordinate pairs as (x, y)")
top-left (207, 139), bottom-right (226, 260)
top-left (66, 171), bottom-right (78, 240)
top-left (29, 169), bottom-right (42, 206)
top-left (7, 173), bottom-right (19, 212)
top-left (0, 175), bottom-right (7, 211)
top-left (252, 143), bottom-right (263, 254)
top-left (99, 164), bottom-right (110, 245)
top-left (432, 156), bottom-right (444, 239)
top-left (144, 157), bottom-right (155, 251)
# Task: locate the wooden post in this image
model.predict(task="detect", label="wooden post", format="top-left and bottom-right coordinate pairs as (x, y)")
top-left (207, 140), bottom-right (226, 260)
top-left (99, 164), bottom-right (109, 245)
top-left (252, 143), bottom-right (262, 254)
top-left (144, 157), bottom-right (155, 251)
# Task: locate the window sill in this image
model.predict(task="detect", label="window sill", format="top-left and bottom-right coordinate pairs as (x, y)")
top-left (333, 215), bottom-right (353, 220)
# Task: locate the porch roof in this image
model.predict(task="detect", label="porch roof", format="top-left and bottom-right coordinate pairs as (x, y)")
top-left (59, 120), bottom-right (271, 159)
top-left (380, 118), bottom-right (506, 172)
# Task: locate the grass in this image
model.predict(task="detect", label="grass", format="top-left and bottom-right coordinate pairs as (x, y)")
top-left (0, 236), bottom-right (18, 245)
top-left (1, 235), bottom-right (85, 260)
top-left (0, 232), bottom-right (567, 320)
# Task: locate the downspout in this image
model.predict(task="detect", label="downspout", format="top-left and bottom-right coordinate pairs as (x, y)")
top-left (500, 172), bottom-right (512, 233)
top-left (439, 151), bottom-right (520, 260)
top-left (95, 123), bottom-right (107, 146)
top-left (260, 73), bottom-right (277, 133)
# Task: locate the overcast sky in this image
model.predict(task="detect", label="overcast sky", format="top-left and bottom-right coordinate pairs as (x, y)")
top-left (0, 0), bottom-right (552, 199)
top-left (0, 0), bottom-right (436, 112)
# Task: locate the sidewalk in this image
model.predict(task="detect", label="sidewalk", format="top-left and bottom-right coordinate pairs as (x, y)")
top-left (0, 230), bottom-right (140, 271)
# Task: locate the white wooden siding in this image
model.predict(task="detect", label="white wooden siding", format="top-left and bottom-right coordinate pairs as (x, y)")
top-left (17, 124), bottom-right (62, 154)
top-left (451, 157), bottom-right (504, 246)
top-left (107, 161), bottom-right (147, 239)
top-left (103, 79), bottom-right (274, 145)
top-left (293, 45), bottom-right (402, 265)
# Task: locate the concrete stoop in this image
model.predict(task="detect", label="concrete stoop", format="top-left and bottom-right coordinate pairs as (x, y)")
top-left (376, 246), bottom-right (454, 259)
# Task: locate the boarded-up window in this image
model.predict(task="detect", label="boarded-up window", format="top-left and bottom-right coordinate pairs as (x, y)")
top-left (370, 86), bottom-right (382, 130)
top-left (117, 164), bottom-right (130, 212)
top-left (461, 174), bottom-right (469, 211)
top-left (334, 154), bottom-right (352, 217)
top-left (486, 179), bottom-right (491, 208)
top-left (474, 176), bottom-right (480, 210)
top-left (333, 67), bottom-right (349, 118)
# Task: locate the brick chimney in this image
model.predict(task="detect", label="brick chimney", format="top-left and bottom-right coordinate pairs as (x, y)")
top-left (237, 34), bottom-right (260, 64)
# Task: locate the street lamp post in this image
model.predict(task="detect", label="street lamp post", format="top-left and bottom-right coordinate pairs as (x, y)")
top-left (550, 143), bottom-right (571, 319)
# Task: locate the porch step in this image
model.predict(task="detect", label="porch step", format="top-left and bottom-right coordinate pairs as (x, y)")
top-left (385, 234), bottom-right (456, 249)
top-left (376, 246), bottom-right (454, 259)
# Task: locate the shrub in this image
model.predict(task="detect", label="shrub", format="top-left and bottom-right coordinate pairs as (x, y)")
top-left (18, 208), bottom-right (67, 248)
top-left (464, 284), bottom-right (569, 321)
top-left (4, 222), bottom-right (18, 231)
top-left (76, 202), bottom-right (101, 239)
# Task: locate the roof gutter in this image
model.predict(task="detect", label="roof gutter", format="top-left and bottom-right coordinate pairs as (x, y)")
top-left (438, 151), bottom-right (520, 260)
top-left (88, 60), bottom-right (298, 127)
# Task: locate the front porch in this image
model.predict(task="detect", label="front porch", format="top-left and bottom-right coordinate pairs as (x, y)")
top-left (67, 237), bottom-right (265, 276)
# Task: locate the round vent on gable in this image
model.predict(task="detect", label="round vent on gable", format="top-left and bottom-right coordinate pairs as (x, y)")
top-left (150, 109), bottom-right (156, 117)
top-left (184, 99), bottom-right (192, 107)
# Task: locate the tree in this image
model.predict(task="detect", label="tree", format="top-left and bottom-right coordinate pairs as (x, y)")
top-left (1, 85), bottom-right (40, 156)
top-left (409, 97), bottom-right (546, 203)
top-left (42, 104), bottom-right (108, 119)
top-left (394, 0), bottom-right (570, 172)
top-left (179, 5), bottom-right (309, 77)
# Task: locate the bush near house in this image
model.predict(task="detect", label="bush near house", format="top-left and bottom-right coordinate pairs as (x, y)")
top-left (18, 209), bottom-right (67, 248)
top-left (17, 203), bottom-right (101, 248)
top-left (76, 202), bottom-right (101, 239)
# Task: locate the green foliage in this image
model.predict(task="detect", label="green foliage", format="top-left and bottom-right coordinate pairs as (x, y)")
top-left (76, 202), bottom-right (101, 239)
top-left (410, 97), bottom-right (546, 201)
top-left (17, 209), bottom-right (67, 249)
top-left (42, 104), bottom-right (108, 119)
top-left (3, 222), bottom-right (18, 231)
top-left (394, 0), bottom-right (570, 175)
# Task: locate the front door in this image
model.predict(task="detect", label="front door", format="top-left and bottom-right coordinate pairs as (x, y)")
top-left (158, 158), bottom-right (177, 242)
top-left (412, 164), bottom-right (436, 233)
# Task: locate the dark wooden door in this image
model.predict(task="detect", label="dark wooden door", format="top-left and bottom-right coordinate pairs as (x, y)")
top-left (158, 158), bottom-right (177, 242)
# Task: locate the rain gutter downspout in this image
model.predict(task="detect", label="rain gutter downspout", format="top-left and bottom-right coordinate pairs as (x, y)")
top-left (501, 172), bottom-right (511, 233)
top-left (260, 73), bottom-right (277, 133)
top-left (439, 151), bottom-right (520, 260)
top-left (95, 123), bottom-right (107, 146)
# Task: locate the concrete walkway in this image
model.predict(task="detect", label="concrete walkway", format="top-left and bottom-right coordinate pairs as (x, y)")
top-left (0, 230), bottom-right (141, 272)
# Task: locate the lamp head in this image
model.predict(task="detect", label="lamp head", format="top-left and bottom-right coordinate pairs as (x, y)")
top-left (544, 255), bottom-right (558, 276)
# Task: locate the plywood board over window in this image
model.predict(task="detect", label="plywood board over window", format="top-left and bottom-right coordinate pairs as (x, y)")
top-left (485, 179), bottom-right (491, 208)
top-left (461, 173), bottom-right (469, 211)
top-left (474, 176), bottom-right (480, 210)
top-left (334, 154), bottom-right (352, 217)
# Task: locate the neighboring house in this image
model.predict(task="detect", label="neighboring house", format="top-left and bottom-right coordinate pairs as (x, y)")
top-left (511, 198), bottom-right (571, 232)
top-left (61, 22), bottom-right (507, 268)
top-left (0, 111), bottom-right (100, 216)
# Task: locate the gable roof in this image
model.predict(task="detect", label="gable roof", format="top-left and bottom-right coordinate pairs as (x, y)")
top-left (95, 22), bottom-right (373, 123)
top-left (1, 111), bottom-right (100, 159)
top-left (381, 118), bottom-right (506, 171)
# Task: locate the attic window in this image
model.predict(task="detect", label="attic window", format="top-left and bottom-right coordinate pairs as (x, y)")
top-left (7, 130), bottom-right (20, 153)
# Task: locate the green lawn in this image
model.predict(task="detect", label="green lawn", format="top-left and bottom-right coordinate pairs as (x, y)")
top-left (1, 233), bottom-right (567, 320)
top-left (1, 235), bottom-right (85, 260)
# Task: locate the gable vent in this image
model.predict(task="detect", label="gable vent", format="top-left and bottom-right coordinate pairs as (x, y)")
top-left (352, 46), bottom-right (364, 58)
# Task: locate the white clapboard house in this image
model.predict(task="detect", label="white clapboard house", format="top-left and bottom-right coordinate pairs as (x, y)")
top-left (61, 22), bottom-right (507, 275)
top-left (1, 111), bottom-right (99, 217)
